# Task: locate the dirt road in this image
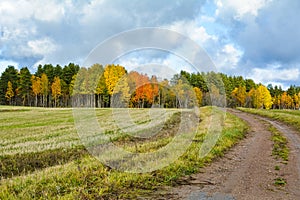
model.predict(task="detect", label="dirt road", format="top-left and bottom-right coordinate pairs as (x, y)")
top-left (155, 109), bottom-right (300, 200)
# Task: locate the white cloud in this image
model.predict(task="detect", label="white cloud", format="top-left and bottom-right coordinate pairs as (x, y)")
top-left (4, 37), bottom-right (58, 59)
top-left (167, 20), bottom-right (217, 45)
top-left (222, 44), bottom-right (242, 65)
top-left (27, 38), bottom-right (57, 55)
top-left (115, 57), bottom-right (147, 71)
top-left (249, 68), bottom-right (300, 83)
top-left (1, 26), bottom-right (37, 42)
top-left (0, 1), bottom-right (31, 24)
top-left (80, 0), bottom-right (106, 24)
top-left (164, 16), bottom-right (246, 74)
top-left (211, 0), bottom-right (300, 88)
top-left (0, 0), bottom-right (65, 24)
top-left (0, 0), bottom-right (205, 70)
top-left (215, 0), bottom-right (272, 19)
top-left (161, 54), bottom-right (195, 74)
top-left (113, 48), bottom-right (195, 79)
top-left (32, 1), bottom-right (65, 22)
top-left (213, 44), bottom-right (243, 70)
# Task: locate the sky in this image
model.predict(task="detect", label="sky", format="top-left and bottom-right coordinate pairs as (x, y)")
top-left (0, 0), bottom-right (299, 89)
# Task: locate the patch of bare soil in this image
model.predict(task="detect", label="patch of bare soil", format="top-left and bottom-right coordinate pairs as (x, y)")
top-left (149, 109), bottom-right (300, 200)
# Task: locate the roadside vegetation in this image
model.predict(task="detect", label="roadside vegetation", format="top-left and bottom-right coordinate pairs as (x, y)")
top-left (269, 126), bottom-right (289, 162)
top-left (269, 125), bottom-right (288, 187)
top-left (238, 108), bottom-right (300, 130)
top-left (0, 106), bottom-right (248, 199)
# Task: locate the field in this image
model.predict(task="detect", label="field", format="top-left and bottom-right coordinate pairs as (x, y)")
top-left (0, 106), bottom-right (248, 199)
top-left (237, 108), bottom-right (300, 130)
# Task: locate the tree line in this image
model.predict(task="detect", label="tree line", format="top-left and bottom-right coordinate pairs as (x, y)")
top-left (0, 63), bottom-right (80, 107)
top-left (0, 63), bottom-right (299, 109)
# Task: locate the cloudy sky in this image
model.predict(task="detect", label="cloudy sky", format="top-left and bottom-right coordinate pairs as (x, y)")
top-left (0, 0), bottom-right (299, 89)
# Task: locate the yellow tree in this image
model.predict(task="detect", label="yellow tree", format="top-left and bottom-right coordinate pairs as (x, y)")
top-left (264, 93), bottom-right (273, 109)
top-left (280, 92), bottom-right (287, 109)
top-left (273, 95), bottom-right (281, 109)
top-left (297, 92), bottom-right (300, 109)
top-left (258, 85), bottom-right (273, 110)
top-left (112, 76), bottom-right (130, 107)
top-left (193, 87), bottom-right (203, 107)
top-left (41, 73), bottom-right (49, 107)
top-left (255, 86), bottom-right (264, 109)
top-left (287, 94), bottom-right (293, 109)
top-left (280, 92), bottom-right (293, 109)
top-left (51, 76), bottom-right (62, 107)
top-left (258, 85), bottom-right (273, 109)
top-left (250, 85), bottom-right (272, 109)
top-left (293, 94), bottom-right (299, 109)
top-left (103, 64), bottom-right (126, 106)
top-left (31, 75), bottom-right (41, 107)
top-left (5, 81), bottom-right (14, 105)
top-left (231, 86), bottom-right (246, 107)
top-left (104, 64), bottom-right (126, 96)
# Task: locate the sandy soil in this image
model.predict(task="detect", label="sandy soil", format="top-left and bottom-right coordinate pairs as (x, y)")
top-left (148, 109), bottom-right (300, 200)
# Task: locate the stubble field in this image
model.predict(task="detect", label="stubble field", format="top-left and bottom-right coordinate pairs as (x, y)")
top-left (0, 106), bottom-right (247, 199)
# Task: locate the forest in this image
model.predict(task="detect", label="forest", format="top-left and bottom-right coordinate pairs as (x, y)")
top-left (0, 63), bottom-right (300, 109)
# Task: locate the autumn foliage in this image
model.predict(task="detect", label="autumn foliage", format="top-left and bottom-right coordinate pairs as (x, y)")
top-left (0, 63), bottom-right (299, 109)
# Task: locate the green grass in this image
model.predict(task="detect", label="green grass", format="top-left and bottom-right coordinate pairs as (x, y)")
top-left (0, 106), bottom-right (175, 155)
top-left (269, 126), bottom-right (289, 162)
top-left (238, 107), bottom-right (300, 130)
top-left (269, 126), bottom-right (290, 186)
top-left (0, 147), bottom-right (88, 178)
top-left (0, 107), bottom-right (79, 155)
top-left (0, 106), bottom-right (248, 199)
top-left (274, 177), bottom-right (287, 186)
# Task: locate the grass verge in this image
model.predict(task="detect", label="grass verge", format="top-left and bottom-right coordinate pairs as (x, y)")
top-left (237, 108), bottom-right (300, 130)
top-left (268, 126), bottom-right (289, 162)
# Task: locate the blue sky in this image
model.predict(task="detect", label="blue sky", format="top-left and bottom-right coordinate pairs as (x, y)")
top-left (0, 0), bottom-right (299, 89)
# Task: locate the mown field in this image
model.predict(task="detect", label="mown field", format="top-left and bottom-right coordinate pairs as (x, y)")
top-left (0, 106), bottom-right (248, 199)
top-left (238, 108), bottom-right (300, 130)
